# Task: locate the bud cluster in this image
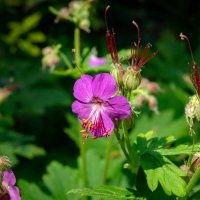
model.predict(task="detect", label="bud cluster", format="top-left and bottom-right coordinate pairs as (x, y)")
top-left (185, 94), bottom-right (200, 131)
top-left (54, 0), bottom-right (93, 33)
top-left (134, 78), bottom-right (161, 113)
top-left (105, 6), bottom-right (157, 93)
top-left (42, 46), bottom-right (60, 72)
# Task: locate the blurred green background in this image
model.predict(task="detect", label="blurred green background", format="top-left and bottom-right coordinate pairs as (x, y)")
top-left (1, 0), bottom-right (200, 199)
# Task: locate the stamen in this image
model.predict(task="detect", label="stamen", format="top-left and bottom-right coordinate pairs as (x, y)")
top-left (105, 5), bottom-right (110, 32)
top-left (132, 20), bottom-right (141, 54)
top-left (180, 33), bottom-right (200, 97)
top-left (179, 33), bottom-right (195, 65)
top-left (103, 128), bottom-right (111, 137)
top-left (105, 5), bottom-right (119, 65)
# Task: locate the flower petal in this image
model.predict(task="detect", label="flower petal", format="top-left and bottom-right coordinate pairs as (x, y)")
top-left (105, 96), bottom-right (131, 119)
top-left (72, 101), bottom-right (92, 119)
top-left (3, 171), bottom-right (16, 186)
top-left (89, 55), bottom-right (106, 67)
top-left (73, 74), bottom-right (93, 103)
top-left (8, 186), bottom-right (21, 200)
top-left (92, 73), bottom-right (118, 101)
top-left (90, 112), bottom-right (114, 138)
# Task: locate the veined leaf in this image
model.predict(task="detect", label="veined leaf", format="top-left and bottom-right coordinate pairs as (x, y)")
top-left (18, 180), bottom-right (53, 200)
top-left (156, 144), bottom-right (200, 156)
top-left (67, 185), bottom-right (145, 200)
top-left (141, 152), bottom-right (187, 197)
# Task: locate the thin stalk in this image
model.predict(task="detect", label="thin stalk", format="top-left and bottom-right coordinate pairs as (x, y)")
top-left (74, 26), bottom-right (81, 67)
top-left (79, 134), bottom-right (89, 200)
top-left (185, 167), bottom-right (200, 199)
top-left (122, 121), bottom-right (139, 173)
top-left (114, 128), bottom-right (131, 163)
top-left (59, 51), bottom-right (73, 69)
top-left (102, 133), bottom-right (114, 184)
top-left (75, 26), bottom-right (87, 199)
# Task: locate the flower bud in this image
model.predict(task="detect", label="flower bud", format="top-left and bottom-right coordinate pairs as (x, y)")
top-left (148, 95), bottom-right (159, 114)
top-left (191, 153), bottom-right (200, 171)
top-left (111, 65), bottom-right (123, 87)
top-left (0, 156), bottom-right (11, 171)
top-left (185, 95), bottom-right (200, 128)
top-left (123, 163), bottom-right (130, 169)
top-left (123, 69), bottom-right (141, 91)
top-left (42, 46), bottom-right (60, 72)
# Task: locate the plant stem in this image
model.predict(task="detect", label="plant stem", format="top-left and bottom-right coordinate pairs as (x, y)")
top-left (114, 128), bottom-right (131, 163)
top-left (122, 121), bottom-right (139, 173)
top-left (79, 134), bottom-right (89, 200)
top-left (102, 134), bottom-right (114, 184)
top-left (74, 26), bottom-right (81, 67)
top-left (185, 166), bottom-right (200, 199)
top-left (59, 51), bottom-right (73, 69)
top-left (75, 26), bottom-right (87, 199)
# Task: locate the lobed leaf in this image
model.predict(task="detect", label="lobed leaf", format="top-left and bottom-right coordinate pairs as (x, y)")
top-left (141, 152), bottom-right (187, 197)
top-left (67, 185), bottom-right (145, 200)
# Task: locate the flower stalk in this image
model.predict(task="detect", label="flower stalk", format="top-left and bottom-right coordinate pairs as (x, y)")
top-left (102, 133), bottom-right (114, 184)
top-left (74, 26), bottom-right (81, 68)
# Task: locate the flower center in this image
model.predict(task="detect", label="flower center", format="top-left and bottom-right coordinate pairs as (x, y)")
top-left (80, 98), bottom-right (110, 142)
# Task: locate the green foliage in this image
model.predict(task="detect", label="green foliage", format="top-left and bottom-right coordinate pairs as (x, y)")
top-left (0, 127), bottom-right (45, 165)
top-left (19, 161), bottom-right (80, 200)
top-left (132, 132), bottom-right (199, 197)
top-left (141, 153), bottom-right (186, 197)
top-left (131, 110), bottom-right (188, 139)
top-left (67, 185), bottom-right (144, 200)
top-left (3, 13), bottom-right (46, 56)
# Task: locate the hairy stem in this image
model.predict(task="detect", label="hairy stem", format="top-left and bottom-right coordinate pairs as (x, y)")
top-left (102, 133), bottom-right (114, 184)
top-left (186, 166), bottom-right (200, 199)
top-left (122, 120), bottom-right (139, 173)
top-left (74, 26), bottom-right (81, 67)
top-left (79, 135), bottom-right (89, 200)
top-left (59, 51), bottom-right (73, 69)
top-left (114, 128), bottom-right (131, 163)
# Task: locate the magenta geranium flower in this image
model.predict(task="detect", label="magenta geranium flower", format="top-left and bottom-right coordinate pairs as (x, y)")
top-left (72, 73), bottom-right (131, 139)
top-left (89, 55), bottom-right (107, 67)
top-left (1, 170), bottom-right (21, 200)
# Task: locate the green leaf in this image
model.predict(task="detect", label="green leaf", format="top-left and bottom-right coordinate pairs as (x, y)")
top-left (19, 161), bottom-right (80, 200)
top-left (156, 144), bottom-right (200, 156)
top-left (27, 31), bottom-right (46, 43)
top-left (18, 180), bottom-right (53, 200)
top-left (15, 144), bottom-right (46, 159)
top-left (131, 110), bottom-right (188, 139)
top-left (67, 185), bottom-right (145, 200)
top-left (141, 152), bottom-right (187, 197)
top-left (21, 13), bottom-right (42, 33)
top-left (43, 161), bottom-right (80, 200)
top-left (15, 88), bottom-right (71, 114)
top-left (0, 128), bottom-right (45, 165)
top-left (64, 114), bottom-right (80, 147)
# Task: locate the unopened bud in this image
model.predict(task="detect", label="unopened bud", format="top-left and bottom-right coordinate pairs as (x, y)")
top-left (185, 95), bottom-right (200, 128)
top-left (191, 153), bottom-right (200, 171)
top-left (79, 19), bottom-right (90, 33)
top-left (111, 65), bottom-right (123, 87)
top-left (0, 156), bottom-right (11, 171)
top-left (123, 69), bottom-right (141, 91)
top-left (180, 164), bottom-right (193, 178)
top-left (148, 95), bottom-right (158, 113)
top-left (123, 163), bottom-right (130, 169)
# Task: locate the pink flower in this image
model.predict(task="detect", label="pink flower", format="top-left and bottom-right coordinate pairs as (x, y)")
top-left (72, 73), bottom-right (131, 139)
top-left (89, 55), bottom-right (107, 67)
top-left (1, 171), bottom-right (21, 200)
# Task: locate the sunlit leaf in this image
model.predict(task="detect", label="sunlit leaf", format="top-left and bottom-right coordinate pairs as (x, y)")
top-left (141, 152), bottom-right (186, 197)
top-left (67, 185), bottom-right (144, 200)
